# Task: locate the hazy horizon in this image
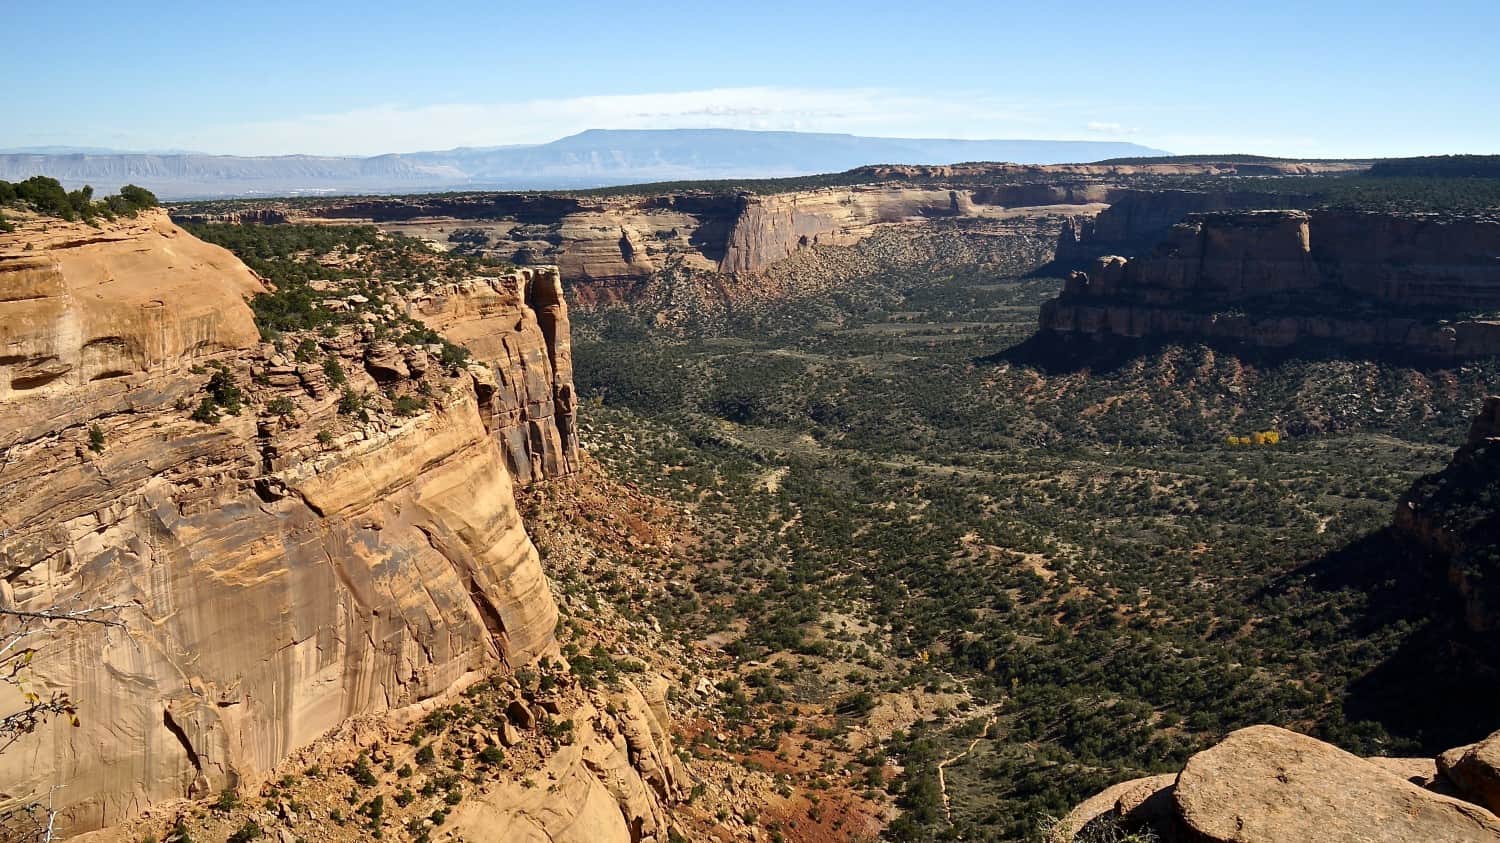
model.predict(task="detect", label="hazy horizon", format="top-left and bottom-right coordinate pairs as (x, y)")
top-left (8, 1), bottom-right (1497, 160)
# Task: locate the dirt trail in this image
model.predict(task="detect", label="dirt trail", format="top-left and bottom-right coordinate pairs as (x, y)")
top-left (938, 712), bottom-right (998, 825)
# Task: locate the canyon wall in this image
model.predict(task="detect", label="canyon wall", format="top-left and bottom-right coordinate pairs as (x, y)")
top-left (173, 180), bottom-right (1113, 295)
top-left (1053, 188), bottom-right (1318, 266)
top-left (1396, 396), bottom-right (1500, 632)
top-left (0, 212), bottom-right (605, 835)
top-left (1040, 209), bottom-right (1500, 357)
top-left (403, 267), bottom-right (579, 484)
top-left (715, 186), bottom-right (1097, 274)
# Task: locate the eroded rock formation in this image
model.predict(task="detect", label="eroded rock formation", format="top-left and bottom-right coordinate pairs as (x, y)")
top-left (0, 211), bottom-right (673, 838)
top-left (1041, 210), bottom-right (1500, 357)
top-left (403, 267), bottom-right (578, 483)
top-left (172, 177), bottom-right (1117, 294)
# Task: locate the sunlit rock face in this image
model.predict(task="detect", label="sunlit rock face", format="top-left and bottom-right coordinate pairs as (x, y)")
top-left (0, 213), bottom-right (570, 835)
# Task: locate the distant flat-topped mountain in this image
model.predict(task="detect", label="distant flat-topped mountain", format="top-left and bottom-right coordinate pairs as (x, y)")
top-left (0, 128), bottom-right (1170, 198)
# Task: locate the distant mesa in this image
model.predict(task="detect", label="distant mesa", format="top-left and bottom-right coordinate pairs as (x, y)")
top-left (0, 128), bottom-right (1172, 198)
top-left (1040, 208), bottom-right (1500, 359)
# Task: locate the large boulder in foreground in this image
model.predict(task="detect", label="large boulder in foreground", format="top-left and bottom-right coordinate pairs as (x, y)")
top-left (1441, 729), bottom-right (1500, 815)
top-left (1175, 725), bottom-right (1500, 842)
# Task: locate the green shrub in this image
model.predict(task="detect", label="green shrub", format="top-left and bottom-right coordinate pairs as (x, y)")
top-left (338, 388), bottom-right (364, 415)
top-left (393, 395), bottom-right (427, 417)
top-left (226, 821), bottom-right (262, 843)
top-left (349, 754), bottom-right (378, 787)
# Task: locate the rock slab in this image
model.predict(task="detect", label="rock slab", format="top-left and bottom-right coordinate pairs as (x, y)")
top-left (1174, 725), bottom-right (1500, 842)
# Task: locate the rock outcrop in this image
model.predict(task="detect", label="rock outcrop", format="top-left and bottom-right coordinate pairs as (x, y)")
top-left (1395, 396), bottom-right (1500, 631)
top-left (447, 680), bottom-right (685, 843)
top-left (1057, 725), bottom-right (1500, 842)
top-left (1040, 209), bottom-right (1500, 358)
top-left (1, 209), bottom-right (265, 401)
top-left (1441, 730), bottom-right (1500, 815)
top-left (0, 212), bottom-right (628, 836)
top-left (716, 186), bottom-right (1093, 275)
top-left (403, 267), bottom-right (578, 483)
top-left (1052, 188), bottom-right (1316, 266)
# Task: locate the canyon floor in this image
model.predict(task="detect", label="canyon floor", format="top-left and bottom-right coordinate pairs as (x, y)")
top-left (562, 251), bottom-right (1500, 840)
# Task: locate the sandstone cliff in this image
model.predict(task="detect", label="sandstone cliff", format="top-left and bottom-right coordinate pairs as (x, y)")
top-left (1395, 395), bottom-right (1500, 631)
top-left (716, 186), bottom-right (1104, 275)
top-left (1052, 188), bottom-right (1315, 267)
top-left (173, 177), bottom-right (1115, 295)
top-left (1040, 209), bottom-right (1500, 358)
top-left (0, 211), bottom-right (672, 838)
top-left (403, 267), bottom-right (578, 484)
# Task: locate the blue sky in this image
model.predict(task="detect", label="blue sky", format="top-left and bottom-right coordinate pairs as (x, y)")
top-left (5, 0), bottom-right (1495, 157)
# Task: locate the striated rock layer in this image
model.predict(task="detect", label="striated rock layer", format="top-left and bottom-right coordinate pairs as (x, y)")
top-left (0, 213), bottom-right (608, 835)
top-left (403, 266), bottom-right (578, 483)
top-left (717, 186), bottom-right (1105, 275)
top-left (0, 209), bottom-right (265, 401)
top-left (1041, 209), bottom-right (1500, 358)
top-left (175, 180), bottom-right (1113, 291)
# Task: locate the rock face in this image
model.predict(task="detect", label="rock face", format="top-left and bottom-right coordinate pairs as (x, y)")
top-left (1053, 188), bottom-right (1315, 266)
top-left (447, 681), bottom-right (685, 843)
top-left (0, 213), bottom-right (600, 835)
top-left (1041, 210), bottom-right (1500, 358)
top-left (716, 186), bottom-right (1088, 274)
top-left (173, 177), bottom-right (1116, 295)
top-left (403, 266), bottom-right (578, 484)
top-left (1441, 730), bottom-right (1500, 815)
top-left (1395, 396), bottom-right (1500, 631)
top-left (1056, 726), bottom-right (1500, 842)
top-left (0, 209), bottom-right (265, 401)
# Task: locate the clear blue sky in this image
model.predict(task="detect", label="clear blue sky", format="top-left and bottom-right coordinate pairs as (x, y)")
top-left (5, 0), bottom-right (1496, 157)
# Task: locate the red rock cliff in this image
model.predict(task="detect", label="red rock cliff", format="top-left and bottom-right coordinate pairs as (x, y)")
top-left (0, 212), bottom-right (574, 834)
top-left (1040, 209), bottom-right (1500, 358)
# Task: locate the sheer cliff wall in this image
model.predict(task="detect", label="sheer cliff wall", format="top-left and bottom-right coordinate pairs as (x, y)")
top-left (1040, 209), bottom-right (1500, 358)
top-left (0, 212), bottom-right (577, 834)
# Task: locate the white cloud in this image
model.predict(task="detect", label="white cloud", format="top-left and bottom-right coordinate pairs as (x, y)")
top-left (1085, 120), bottom-right (1143, 136)
top-left (151, 87), bottom-right (1049, 156)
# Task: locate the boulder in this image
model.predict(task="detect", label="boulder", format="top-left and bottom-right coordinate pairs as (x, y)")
top-left (1174, 725), bottom-right (1500, 842)
top-left (363, 342), bottom-right (410, 381)
top-left (1440, 730), bottom-right (1500, 814)
top-left (507, 698), bottom-right (536, 730)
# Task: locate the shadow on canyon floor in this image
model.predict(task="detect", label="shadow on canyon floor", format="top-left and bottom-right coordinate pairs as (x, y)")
top-left (1265, 529), bottom-right (1500, 752)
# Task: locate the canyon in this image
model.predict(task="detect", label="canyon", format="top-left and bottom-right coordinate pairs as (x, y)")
top-left (169, 159), bottom-right (1364, 273)
top-left (4, 155), bottom-right (1500, 842)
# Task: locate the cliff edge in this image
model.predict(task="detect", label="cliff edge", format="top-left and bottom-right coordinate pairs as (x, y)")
top-left (0, 211), bottom-right (673, 839)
